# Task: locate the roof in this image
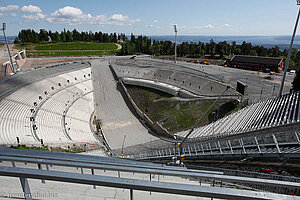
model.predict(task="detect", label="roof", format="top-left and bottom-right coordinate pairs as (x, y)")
top-left (230, 55), bottom-right (283, 66)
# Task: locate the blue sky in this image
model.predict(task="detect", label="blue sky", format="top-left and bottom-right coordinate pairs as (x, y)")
top-left (0, 0), bottom-right (300, 36)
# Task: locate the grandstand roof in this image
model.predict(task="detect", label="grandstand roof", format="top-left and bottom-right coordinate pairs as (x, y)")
top-left (230, 55), bottom-right (283, 66)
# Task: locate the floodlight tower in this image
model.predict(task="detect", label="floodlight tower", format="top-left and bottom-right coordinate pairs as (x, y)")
top-left (174, 25), bottom-right (177, 64)
top-left (279, 1), bottom-right (300, 96)
top-left (0, 23), bottom-right (15, 73)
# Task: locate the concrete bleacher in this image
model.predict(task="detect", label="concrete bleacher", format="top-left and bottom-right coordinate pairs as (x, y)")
top-left (0, 66), bottom-right (96, 146)
top-left (176, 92), bottom-right (300, 139)
top-left (35, 85), bottom-right (84, 144)
top-left (112, 64), bottom-right (238, 97)
top-left (65, 91), bottom-right (97, 143)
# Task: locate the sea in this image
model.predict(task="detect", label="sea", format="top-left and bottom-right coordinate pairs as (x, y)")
top-left (149, 35), bottom-right (300, 50)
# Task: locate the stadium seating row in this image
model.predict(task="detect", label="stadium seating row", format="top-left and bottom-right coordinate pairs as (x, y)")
top-left (176, 92), bottom-right (300, 138)
top-left (112, 65), bottom-right (238, 97)
top-left (0, 68), bottom-right (96, 145)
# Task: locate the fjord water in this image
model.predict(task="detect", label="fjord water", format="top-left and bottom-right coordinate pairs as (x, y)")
top-left (150, 35), bottom-right (300, 50)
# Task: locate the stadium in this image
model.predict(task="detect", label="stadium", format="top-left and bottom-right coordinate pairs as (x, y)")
top-left (0, 50), bottom-right (299, 199)
top-left (1, 1), bottom-right (300, 199)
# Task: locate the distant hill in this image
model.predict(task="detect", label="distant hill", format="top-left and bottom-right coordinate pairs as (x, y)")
top-left (149, 35), bottom-right (300, 50)
top-left (0, 36), bottom-right (16, 44)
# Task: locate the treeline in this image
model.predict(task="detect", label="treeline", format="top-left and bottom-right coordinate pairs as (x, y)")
top-left (15, 29), bottom-right (126, 43)
top-left (15, 29), bottom-right (300, 66)
top-left (120, 35), bottom-right (300, 67)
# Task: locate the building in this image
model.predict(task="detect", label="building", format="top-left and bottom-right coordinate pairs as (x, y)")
top-left (225, 55), bottom-right (284, 72)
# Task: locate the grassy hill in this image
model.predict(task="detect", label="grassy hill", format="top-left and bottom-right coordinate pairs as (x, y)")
top-left (126, 85), bottom-right (241, 133)
top-left (15, 42), bottom-right (119, 57)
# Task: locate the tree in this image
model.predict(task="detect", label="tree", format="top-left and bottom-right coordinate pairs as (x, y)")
top-left (113, 32), bottom-right (117, 43)
top-left (39, 29), bottom-right (49, 42)
top-left (271, 46), bottom-right (280, 57)
top-left (52, 32), bottom-right (61, 42)
top-left (13, 37), bottom-right (20, 44)
top-left (292, 70), bottom-right (300, 91)
top-left (249, 50), bottom-right (258, 56)
top-left (208, 39), bottom-right (216, 54)
top-left (60, 31), bottom-right (66, 42)
top-left (66, 31), bottom-right (73, 42)
top-left (72, 29), bottom-right (81, 41)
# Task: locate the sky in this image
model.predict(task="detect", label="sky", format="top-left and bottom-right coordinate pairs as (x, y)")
top-left (0, 0), bottom-right (300, 36)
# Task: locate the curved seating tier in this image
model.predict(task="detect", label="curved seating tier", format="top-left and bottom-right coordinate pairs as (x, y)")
top-left (65, 92), bottom-right (96, 142)
top-left (0, 67), bottom-right (96, 145)
top-left (112, 65), bottom-right (238, 97)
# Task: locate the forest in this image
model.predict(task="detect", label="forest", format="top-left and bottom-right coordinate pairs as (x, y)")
top-left (14, 29), bottom-right (300, 67)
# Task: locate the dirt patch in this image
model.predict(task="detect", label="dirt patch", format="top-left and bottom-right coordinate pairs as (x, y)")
top-left (22, 58), bottom-right (85, 70)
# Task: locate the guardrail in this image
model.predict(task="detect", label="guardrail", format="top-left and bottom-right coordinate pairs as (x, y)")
top-left (134, 129), bottom-right (300, 162)
top-left (0, 148), bottom-right (299, 200)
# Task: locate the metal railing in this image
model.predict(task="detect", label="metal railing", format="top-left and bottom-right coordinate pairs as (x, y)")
top-left (0, 148), bottom-right (299, 200)
top-left (134, 130), bottom-right (300, 161)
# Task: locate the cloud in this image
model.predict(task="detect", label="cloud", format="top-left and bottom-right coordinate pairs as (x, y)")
top-left (22, 13), bottom-right (46, 23)
top-left (19, 5), bottom-right (45, 23)
top-left (110, 14), bottom-right (129, 22)
top-left (46, 6), bottom-right (91, 25)
top-left (0, 5), bottom-right (19, 12)
top-left (223, 24), bottom-right (231, 27)
top-left (46, 6), bottom-right (140, 26)
top-left (153, 20), bottom-right (159, 23)
top-left (21, 5), bottom-right (42, 13)
top-left (146, 24), bottom-right (161, 29)
top-left (10, 13), bottom-right (17, 17)
top-left (205, 24), bottom-right (215, 29)
top-left (92, 13), bottom-right (140, 25)
top-left (192, 24), bottom-right (216, 30)
top-left (0, 13), bottom-right (6, 18)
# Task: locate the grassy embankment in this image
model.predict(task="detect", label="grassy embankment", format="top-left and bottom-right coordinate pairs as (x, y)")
top-left (127, 85), bottom-right (241, 133)
top-left (15, 42), bottom-right (119, 57)
top-left (10, 144), bottom-right (85, 153)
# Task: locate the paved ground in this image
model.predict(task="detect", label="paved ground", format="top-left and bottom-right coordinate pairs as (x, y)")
top-left (0, 62), bottom-right (90, 100)
top-left (118, 57), bottom-right (294, 103)
top-left (92, 60), bottom-right (170, 155)
top-left (168, 59), bottom-right (293, 103)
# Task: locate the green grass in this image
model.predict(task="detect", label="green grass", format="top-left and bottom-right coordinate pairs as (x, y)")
top-left (15, 42), bottom-right (117, 51)
top-left (15, 42), bottom-right (119, 57)
top-left (34, 42), bottom-right (117, 50)
top-left (160, 101), bottom-right (217, 132)
top-left (126, 85), bottom-right (240, 133)
top-left (26, 49), bottom-right (118, 57)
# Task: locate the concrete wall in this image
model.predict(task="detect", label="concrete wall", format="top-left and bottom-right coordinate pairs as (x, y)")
top-left (112, 64), bottom-right (240, 98)
top-left (119, 80), bottom-right (171, 138)
top-left (2, 50), bottom-right (26, 76)
top-left (122, 78), bottom-right (179, 96)
top-left (109, 64), bottom-right (172, 138)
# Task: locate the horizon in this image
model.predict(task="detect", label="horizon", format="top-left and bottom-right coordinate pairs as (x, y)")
top-left (3, 33), bottom-right (300, 37)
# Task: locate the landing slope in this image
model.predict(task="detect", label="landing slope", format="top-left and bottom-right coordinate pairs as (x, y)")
top-left (92, 60), bottom-right (165, 154)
